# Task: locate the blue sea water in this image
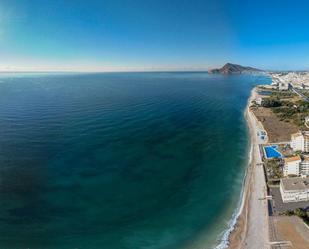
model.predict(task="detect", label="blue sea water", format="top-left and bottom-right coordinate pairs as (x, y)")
top-left (0, 72), bottom-right (270, 249)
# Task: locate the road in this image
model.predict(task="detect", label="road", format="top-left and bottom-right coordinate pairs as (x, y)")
top-left (290, 85), bottom-right (309, 102)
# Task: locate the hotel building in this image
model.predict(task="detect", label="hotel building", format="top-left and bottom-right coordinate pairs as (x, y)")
top-left (305, 116), bottom-right (309, 128)
top-left (300, 156), bottom-right (309, 177)
top-left (283, 155), bottom-right (301, 177)
top-left (290, 131), bottom-right (309, 152)
top-left (280, 177), bottom-right (309, 203)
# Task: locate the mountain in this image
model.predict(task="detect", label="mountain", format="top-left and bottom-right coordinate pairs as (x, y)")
top-left (208, 63), bottom-right (262, 74)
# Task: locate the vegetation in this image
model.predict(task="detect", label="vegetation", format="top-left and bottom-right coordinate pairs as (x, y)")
top-left (270, 90), bottom-right (297, 99)
top-left (302, 90), bottom-right (309, 98)
top-left (281, 208), bottom-right (309, 225)
top-left (261, 98), bottom-right (282, 108)
top-left (272, 100), bottom-right (309, 127)
top-left (267, 179), bottom-right (280, 186)
top-left (250, 101), bottom-right (259, 108)
top-left (265, 158), bottom-right (282, 180)
top-left (261, 93), bottom-right (309, 128)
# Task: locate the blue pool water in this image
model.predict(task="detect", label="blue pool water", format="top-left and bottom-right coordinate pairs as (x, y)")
top-left (264, 145), bottom-right (282, 159)
top-left (257, 91), bottom-right (272, 96)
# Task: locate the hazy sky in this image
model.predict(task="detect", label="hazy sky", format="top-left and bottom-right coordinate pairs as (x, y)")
top-left (1, 0), bottom-right (309, 71)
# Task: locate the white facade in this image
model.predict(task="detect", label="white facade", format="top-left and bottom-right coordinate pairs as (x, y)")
top-left (278, 82), bottom-right (289, 90)
top-left (302, 84), bottom-right (309, 90)
top-left (305, 116), bottom-right (309, 128)
top-left (280, 177), bottom-right (309, 203)
top-left (300, 160), bottom-right (309, 176)
top-left (255, 97), bottom-right (262, 105)
top-left (283, 156), bottom-right (301, 177)
top-left (270, 72), bottom-right (309, 90)
top-left (290, 131), bottom-right (309, 152)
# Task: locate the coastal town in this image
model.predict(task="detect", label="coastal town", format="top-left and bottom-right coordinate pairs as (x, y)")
top-left (231, 72), bottom-right (309, 249)
top-left (1, 1), bottom-right (309, 249)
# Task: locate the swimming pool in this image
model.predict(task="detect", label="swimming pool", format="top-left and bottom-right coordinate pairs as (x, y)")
top-left (257, 90), bottom-right (272, 96)
top-left (263, 145), bottom-right (282, 159)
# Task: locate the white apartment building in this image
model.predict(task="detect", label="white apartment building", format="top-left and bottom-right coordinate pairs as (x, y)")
top-left (305, 116), bottom-right (309, 128)
top-left (283, 155), bottom-right (301, 177)
top-left (270, 72), bottom-right (309, 90)
top-left (255, 97), bottom-right (262, 105)
top-left (278, 81), bottom-right (289, 90)
top-left (290, 131), bottom-right (309, 152)
top-left (300, 157), bottom-right (309, 177)
top-left (302, 83), bottom-right (309, 90)
top-left (280, 177), bottom-right (309, 203)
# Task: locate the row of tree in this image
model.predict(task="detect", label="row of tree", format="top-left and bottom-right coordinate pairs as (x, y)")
top-left (282, 208), bottom-right (309, 225)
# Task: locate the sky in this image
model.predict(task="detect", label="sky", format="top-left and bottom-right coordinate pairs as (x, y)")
top-left (0, 0), bottom-right (309, 71)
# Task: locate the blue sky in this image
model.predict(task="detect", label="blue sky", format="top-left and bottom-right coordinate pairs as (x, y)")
top-left (1, 0), bottom-right (309, 71)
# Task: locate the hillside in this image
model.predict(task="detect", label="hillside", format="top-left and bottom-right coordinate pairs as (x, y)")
top-left (208, 63), bottom-right (262, 74)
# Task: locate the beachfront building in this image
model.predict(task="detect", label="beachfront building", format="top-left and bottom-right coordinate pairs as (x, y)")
top-left (280, 177), bottom-right (309, 203)
top-left (255, 97), bottom-right (262, 105)
top-left (305, 116), bottom-right (309, 128)
top-left (283, 155), bottom-right (301, 177)
top-left (278, 81), bottom-right (289, 91)
top-left (290, 131), bottom-right (309, 152)
top-left (300, 157), bottom-right (309, 177)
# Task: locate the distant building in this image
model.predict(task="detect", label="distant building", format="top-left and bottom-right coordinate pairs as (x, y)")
top-left (290, 131), bottom-right (309, 152)
top-left (263, 85), bottom-right (277, 90)
top-left (302, 83), bottom-right (309, 90)
top-left (270, 72), bottom-right (309, 90)
top-left (283, 155), bottom-right (301, 177)
top-left (255, 97), bottom-right (262, 105)
top-left (300, 156), bottom-right (309, 177)
top-left (305, 116), bottom-right (309, 128)
top-left (271, 77), bottom-right (279, 86)
top-left (278, 82), bottom-right (289, 90)
top-left (280, 177), bottom-right (309, 203)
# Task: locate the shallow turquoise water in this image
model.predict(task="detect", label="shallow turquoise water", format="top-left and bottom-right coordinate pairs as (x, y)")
top-left (0, 72), bottom-right (270, 249)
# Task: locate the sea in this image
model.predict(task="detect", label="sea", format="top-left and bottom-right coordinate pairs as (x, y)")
top-left (0, 72), bottom-right (270, 249)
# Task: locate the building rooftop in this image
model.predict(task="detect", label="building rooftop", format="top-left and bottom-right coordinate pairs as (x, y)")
top-left (281, 177), bottom-right (309, 191)
top-left (303, 155), bottom-right (309, 162)
top-left (284, 155), bottom-right (301, 163)
top-left (271, 72), bottom-right (309, 89)
top-left (291, 132), bottom-right (302, 139)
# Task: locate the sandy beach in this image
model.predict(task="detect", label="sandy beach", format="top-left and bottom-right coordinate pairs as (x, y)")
top-left (228, 87), bottom-right (270, 249)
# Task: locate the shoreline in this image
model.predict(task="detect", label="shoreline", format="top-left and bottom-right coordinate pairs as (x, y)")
top-left (217, 87), bottom-right (269, 249)
top-left (214, 142), bottom-right (253, 249)
top-left (215, 87), bottom-right (256, 249)
top-left (226, 87), bottom-right (257, 249)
